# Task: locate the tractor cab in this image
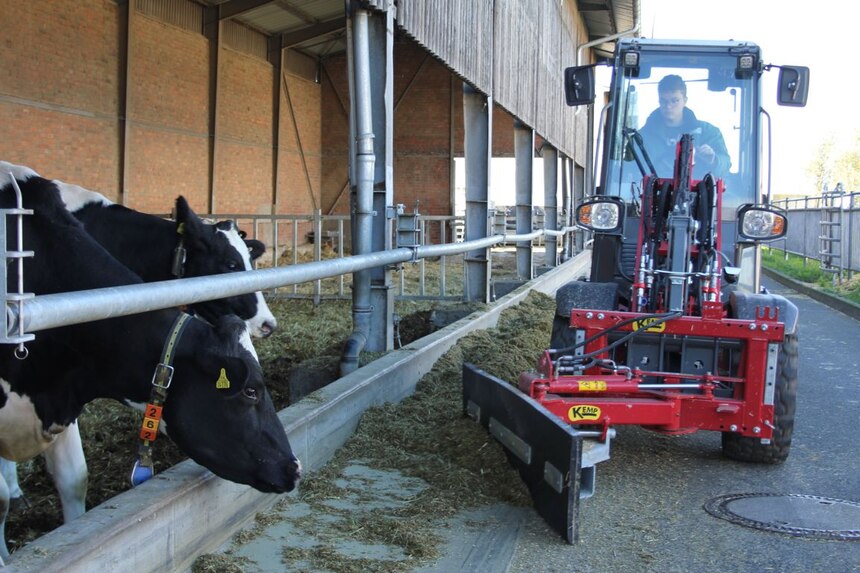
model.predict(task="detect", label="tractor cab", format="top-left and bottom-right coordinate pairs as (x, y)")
top-left (566, 38), bottom-right (808, 298)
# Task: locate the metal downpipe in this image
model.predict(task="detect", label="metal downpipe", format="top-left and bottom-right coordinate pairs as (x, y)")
top-left (342, 6), bottom-right (375, 376)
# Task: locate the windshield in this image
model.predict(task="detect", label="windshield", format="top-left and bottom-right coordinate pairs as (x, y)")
top-left (601, 50), bottom-right (758, 219)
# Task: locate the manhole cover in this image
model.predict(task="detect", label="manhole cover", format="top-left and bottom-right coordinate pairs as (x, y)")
top-left (704, 493), bottom-right (860, 541)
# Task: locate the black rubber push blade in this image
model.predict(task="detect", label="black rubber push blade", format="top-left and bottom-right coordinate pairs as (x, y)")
top-left (462, 363), bottom-right (583, 543)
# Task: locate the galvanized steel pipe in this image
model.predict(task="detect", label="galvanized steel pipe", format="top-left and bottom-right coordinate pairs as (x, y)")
top-left (6, 230), bottom-right (572, 337)
top-left (10, 249), bottom-right (412, 335)
top-left (341, 5), bottom-right (376, 376)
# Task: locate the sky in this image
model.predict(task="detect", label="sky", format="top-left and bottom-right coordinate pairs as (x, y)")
top-left (641, 0), bottom-right (860, 195)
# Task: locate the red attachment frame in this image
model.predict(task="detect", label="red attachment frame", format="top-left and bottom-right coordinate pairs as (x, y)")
top-left (521, 307), bottom-right (785, 440)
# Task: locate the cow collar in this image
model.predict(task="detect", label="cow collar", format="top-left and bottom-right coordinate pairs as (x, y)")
top-left (130, 312), bottom-right (193, 486)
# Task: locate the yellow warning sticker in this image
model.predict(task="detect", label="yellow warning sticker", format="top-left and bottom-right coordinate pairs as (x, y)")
top-left (568, 405), bottom-right (602, 422)
top-left (632, 317), bottom-right (666, 332)
top-left (578, 380), bottom-right (607, 392)
top-left (216, 368), bottom-right (231, 389)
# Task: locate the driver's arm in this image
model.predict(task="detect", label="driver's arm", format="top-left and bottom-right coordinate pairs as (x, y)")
top-left (697, 123), bottom-right (731, 176)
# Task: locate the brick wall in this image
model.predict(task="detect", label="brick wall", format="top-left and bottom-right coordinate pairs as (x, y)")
top-left (128, 11), bottom-right (210, 212)
top-left (214, 46), bottom-right (273, 215)
top-left (0, 0), bottom-right (120, 194)
top-left (320, 54), bottom-right (351, 216)
top-left (0, 2), bottom-right (497, 247)
top-left (279, 67), bottom-right (322, 216)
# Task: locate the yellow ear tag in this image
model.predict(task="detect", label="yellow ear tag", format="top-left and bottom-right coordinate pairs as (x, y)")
top-left (215, 368), bottom-right (231, 390)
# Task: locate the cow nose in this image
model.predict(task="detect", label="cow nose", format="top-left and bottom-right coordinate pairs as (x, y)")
top-left (259, 321), bottom-right (275, 338)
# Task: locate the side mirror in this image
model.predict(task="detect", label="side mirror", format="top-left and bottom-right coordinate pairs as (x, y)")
top-left (777, 66), bottom-right (810, 107)
top-left (564, 66), bottom-right (595, 106)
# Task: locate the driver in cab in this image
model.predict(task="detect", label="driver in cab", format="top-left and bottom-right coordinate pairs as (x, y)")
top-left (639, 74), bottom-right (731, 180)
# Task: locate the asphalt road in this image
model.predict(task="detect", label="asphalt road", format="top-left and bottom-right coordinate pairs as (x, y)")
top-left (506, 278), bottom-right (860, 573)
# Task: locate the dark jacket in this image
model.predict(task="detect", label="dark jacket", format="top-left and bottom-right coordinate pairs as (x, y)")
top-left (639, 107), bottom-right (731, 179)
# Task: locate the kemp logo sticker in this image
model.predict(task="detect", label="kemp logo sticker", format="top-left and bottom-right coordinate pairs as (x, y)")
top-left (568, 405), bottom-right (601, 422)
top-left (632, 317), bottom-right (666, 332)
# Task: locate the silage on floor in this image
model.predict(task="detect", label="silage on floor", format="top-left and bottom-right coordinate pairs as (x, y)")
top-left (227, 290), bottom-right (557, 572)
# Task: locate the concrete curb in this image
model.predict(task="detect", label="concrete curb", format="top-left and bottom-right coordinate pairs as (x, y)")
top-left (763, 267), bottom-right (860, 322)
top-left (6, 253), bottom-right (591, 573)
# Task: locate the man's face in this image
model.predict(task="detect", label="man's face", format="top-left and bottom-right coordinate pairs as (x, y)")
top-left (658, 90), bottom-right (687, 126)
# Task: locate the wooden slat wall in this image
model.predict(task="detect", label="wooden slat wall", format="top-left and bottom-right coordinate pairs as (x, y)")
top-left (394, 0), bottom-right (587, 158)
top-left (136, 0), bottom-right (202, 33)
top-left (223, 19), bottom-right (269, 60)
top-left (396, 0), bottom-right (494, 96)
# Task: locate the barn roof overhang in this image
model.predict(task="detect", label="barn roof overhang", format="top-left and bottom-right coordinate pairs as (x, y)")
top-left (199, 0), bottom-right (348, 60)
top-left (576, 0), bottom-right (640, 60)
top-left (199, 0), bottom-right (639, 62)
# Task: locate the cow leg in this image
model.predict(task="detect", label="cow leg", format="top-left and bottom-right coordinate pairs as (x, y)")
top-left (0, 459), bottom-right (26, 509)
top-left (0, 468), bottom-right (10, 563)
top-left (43, 421), bottom-right (87, 523)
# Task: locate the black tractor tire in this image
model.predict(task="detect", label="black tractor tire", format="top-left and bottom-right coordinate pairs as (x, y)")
top-left (550, 281), bottom-right (617, 351)
top-left (721, 331), bottom-right (798, 464)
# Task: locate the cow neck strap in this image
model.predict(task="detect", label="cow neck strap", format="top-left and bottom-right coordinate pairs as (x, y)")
top-left (130, 312), bottom-right (193, 487)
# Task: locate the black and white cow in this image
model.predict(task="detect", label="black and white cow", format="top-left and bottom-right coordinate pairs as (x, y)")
top-left (0, 161), bottom-right (279, 533)
top-left (0, 161), bottom-right (277, 338)
top-left (0, 175), bottom-right (300, 562)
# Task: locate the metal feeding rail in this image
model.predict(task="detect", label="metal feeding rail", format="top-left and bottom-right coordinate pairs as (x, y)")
top-left (2, 229), bottom-right (575, 341)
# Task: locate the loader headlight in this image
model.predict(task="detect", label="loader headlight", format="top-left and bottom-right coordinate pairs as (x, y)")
top-left (576, 197), bottom-right (624, 234)
top-left (738, 205), bottom-right (787, 241)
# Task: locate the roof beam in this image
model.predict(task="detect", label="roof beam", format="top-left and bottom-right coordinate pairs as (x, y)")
top-left (218, 0), bottom-right (273, 20)
top-left (578, 2), bottom-right (610, 12)
top-left (273, 0), bottom-right (317, 25)
top-left (280, 18), bottom-right (344, 49)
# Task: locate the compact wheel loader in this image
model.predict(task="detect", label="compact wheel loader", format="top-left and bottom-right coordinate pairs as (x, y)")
top-left (463, 38), bottom-right (810, 542)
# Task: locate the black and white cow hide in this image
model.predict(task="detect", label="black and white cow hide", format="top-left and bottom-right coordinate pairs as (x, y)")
top-left (0, 161), bottom-right (279, 541)
top-left (0, 175), bottom-right (300, 563)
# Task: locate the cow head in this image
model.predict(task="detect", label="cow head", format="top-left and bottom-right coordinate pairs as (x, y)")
top-left (161, 315), bottom-right (300, 492)
top-left (173, 197), bottom-right (277, 338)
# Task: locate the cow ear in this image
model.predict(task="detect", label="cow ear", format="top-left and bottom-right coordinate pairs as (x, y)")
top-left (174, 196), bottom-right (207, 249)
top-left (245, 239), bottom-right (265, 261)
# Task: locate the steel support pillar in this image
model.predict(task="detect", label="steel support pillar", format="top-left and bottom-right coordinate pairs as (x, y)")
top-left (118, 0), bottom-right (132, 206)
top-left (514, 121), bottom-right (534, 279)
top-left (573, 161), bottom-right (585, 255)
top-left (268, 36), bottom-right (282, 210)
top-left (543, 144), bottom-right (558, 268)
top-left (561, 155), bottom-right (572, 261)
top-left (367, 7), bottom-right (394, 353)
top-left (462, 84), bottom-right (492, 303)
top-left (203, 8), bottom-right (222, 213)
top-left (341, 4), bottom-right (395, 373)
